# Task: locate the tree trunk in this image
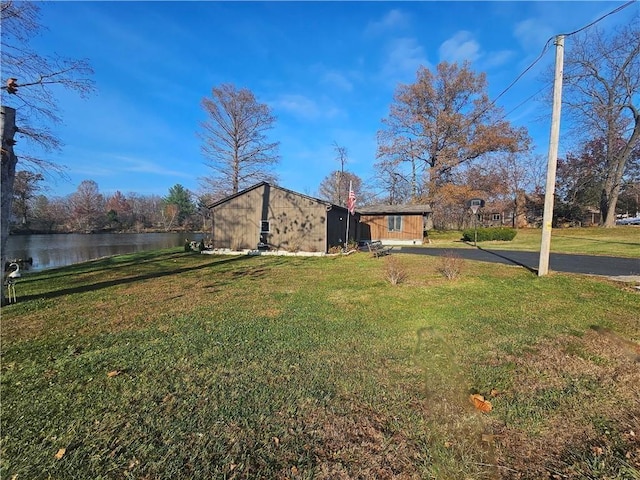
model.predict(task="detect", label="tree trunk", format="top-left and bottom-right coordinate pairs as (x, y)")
top-left (514, 190), bottom-right (528, 228)
top-left (1, 106), bottom-right (18, 305)
top-left (600, 179), bottom-right (620, 228)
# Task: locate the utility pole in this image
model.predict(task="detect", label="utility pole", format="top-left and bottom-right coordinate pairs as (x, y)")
top-left (1, 106), bottom-right (19, 305)
top-left (538, 35), bottom-right (565, 277)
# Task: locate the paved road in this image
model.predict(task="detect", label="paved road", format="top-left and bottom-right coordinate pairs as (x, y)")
top-left (397, 246), bottom-right (640, 277)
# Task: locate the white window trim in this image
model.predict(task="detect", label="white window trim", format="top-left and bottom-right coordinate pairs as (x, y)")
top-left (388, 215), bottom-right (402, 232)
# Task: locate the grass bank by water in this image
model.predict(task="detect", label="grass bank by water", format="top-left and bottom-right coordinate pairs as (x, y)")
top-left (2, 248), bottom-right (639, 479)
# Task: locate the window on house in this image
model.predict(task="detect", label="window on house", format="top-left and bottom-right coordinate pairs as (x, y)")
top-left (261, 221), bottom-right (270, 233)
top-left (492, 213), bottom-right (501, 221)
top-left (387, 215), bottom-right (402, 232)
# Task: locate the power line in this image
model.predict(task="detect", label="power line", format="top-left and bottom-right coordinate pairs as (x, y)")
top-left (503, 40), bottom-right (634, 121)
top-left (560, 0), bottom-right (636, 37)
top-left (493, 0), bottom-right (636, 112)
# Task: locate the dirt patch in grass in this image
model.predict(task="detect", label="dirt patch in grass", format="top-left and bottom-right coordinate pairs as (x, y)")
top-left (489, 328), bottom-right (640, 478)
top-left (287, 398), bottom-right (425, 480)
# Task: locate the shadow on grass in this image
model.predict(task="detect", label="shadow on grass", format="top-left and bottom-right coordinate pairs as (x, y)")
top-left (18, 255), bottom-right (253, 302)
top-left (20, 250), bottom-right (190, 284)
top-left (475, 246), bottom-right (538, 274)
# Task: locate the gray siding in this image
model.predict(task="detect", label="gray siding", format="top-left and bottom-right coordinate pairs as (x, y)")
top-left (211, 184), bottom-right (330, 252)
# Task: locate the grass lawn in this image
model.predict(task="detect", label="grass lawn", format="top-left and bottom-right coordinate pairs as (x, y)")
top-left (427, 226), bottom-right (640, 258)
top-left (1, 248), bottom-right (639, 479)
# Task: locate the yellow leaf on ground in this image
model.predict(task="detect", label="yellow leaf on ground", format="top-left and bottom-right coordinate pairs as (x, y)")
top-left (54, 448), bottom-right (66, 459)
top-left (470, 394), bottom-right (492, 412)
top-left (107, 370), bottom-right (121, 377)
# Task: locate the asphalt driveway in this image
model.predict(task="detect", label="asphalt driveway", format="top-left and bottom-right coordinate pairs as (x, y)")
top-left (397, 246), bottom-right (640, 277)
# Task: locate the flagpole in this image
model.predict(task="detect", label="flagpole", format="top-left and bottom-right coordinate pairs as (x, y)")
top-left (345, 210), bottom-right (350, 250)
top-left (344, 181), bottom-right (352, 250)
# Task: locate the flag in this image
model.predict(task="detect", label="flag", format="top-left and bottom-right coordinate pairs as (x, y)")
top-left (347, 181), bottom-right (356, 214)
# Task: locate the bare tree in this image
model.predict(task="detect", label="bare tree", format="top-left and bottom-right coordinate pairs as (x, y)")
top-left (199, 84), bottom-right (280, 197)
top-left (12, 170), bottom-right (45, 227)
top-left (127, 193), bottom-right (163, 231)
top-left (561, 21), bottom-right (640, 226)
top-left (372, 159), bottom-right (418, 205)
top-left (377, 62), bottom-right (529, 203)
top-left (68, 180), bottom-right (105, 232)
top-left (1, 0), bottom-right (93, 303)
top-left (318, 170), bottom-right (363, 207)
top-left (332, 141), bottom-right (348, 205)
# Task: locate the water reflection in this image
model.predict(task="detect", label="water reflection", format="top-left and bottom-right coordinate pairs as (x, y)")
top-left (5, 232), bottom-right (205, 272)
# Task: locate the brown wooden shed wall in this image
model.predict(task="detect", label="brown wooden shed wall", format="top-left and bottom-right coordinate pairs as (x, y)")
top-left (359, 214), bottom-right (424, 242)
top-left (211, 184), bottom-right (329, 252)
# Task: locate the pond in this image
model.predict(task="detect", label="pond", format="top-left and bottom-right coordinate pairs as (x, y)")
top-left (4, 232), bottom-right (206, 272)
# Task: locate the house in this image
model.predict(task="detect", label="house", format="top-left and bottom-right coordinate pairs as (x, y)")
top-left (207, 182), bottom-right (355, 253)
top-left (357, 204), bottom-right (433, 246)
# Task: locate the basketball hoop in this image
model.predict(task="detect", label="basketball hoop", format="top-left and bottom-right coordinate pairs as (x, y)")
top-left (465, 198), bottom-right (485, 247)
top-left (466, 198), bottom-right (485, 212)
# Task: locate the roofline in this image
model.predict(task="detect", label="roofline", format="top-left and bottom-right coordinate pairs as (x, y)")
top-left (357, 206), bottom-right (432, 215)
top-left (207, 181), bottom-right (349, 212)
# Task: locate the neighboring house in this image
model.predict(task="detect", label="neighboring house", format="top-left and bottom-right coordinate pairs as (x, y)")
top-left (207, 182), bottom-right (355, 253)
top-left (357, 204), bottom-right (433, 246)
top-left (582, 208), bottom-right (601, 226)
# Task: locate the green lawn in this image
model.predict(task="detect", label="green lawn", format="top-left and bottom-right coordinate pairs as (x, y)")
top-left (2, 249), bottom-right (639, 479)
top-left (427, 226), bottom-right (640, 258)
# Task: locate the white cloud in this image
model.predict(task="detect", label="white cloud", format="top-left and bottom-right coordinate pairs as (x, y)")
top-left (117, 156), bottom-right (192, 178)
top-left (380, 37), bottom-right (429, 82)
top-left (365, 9), bottom-right (410, 36)
top-left (439, 31), bottom-right (481, 64)
top-left (320, 71), bottom-right (353, 92)
top-left (270, 94), bottom-right (342, 121)
top-left (514, 18), bottom-right (554, 51)
top-left (481, 50), bottom-right (515, 69)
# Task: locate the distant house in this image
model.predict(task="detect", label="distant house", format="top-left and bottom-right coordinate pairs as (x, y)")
top-left (207, 182), bottom-right (355, 253)
top-left (357, 204), bottom-right (433, 245)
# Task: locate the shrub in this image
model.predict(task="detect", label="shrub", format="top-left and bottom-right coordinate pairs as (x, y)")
top-left (462, 227), bottom-right (517, 242)
top-left (328, 245), bottom-right (343, 254)
top-left (384, 256), bottom-right (407, 285)
top-left (437, 251), bottom-right (464, 280)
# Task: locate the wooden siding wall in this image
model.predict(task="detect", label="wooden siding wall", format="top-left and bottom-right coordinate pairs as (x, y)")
top-left (212, 185), bottom-right (328, 252)
top-left (359, 214), bottom-right (424, 242)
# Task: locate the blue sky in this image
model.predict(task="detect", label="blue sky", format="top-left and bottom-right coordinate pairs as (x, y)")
top-left (28, 1), bottom-right (638, 200)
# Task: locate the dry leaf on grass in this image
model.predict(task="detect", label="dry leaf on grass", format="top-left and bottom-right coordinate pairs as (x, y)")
top-left (54, 448), bottom-right (66, 459)
top-left (107, 370), bottom-right (121, 378)
top-left (470, 394), bottom-right (492, 412)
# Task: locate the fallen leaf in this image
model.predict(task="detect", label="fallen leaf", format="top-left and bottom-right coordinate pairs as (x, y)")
top-left (291, 466), bottom-right (299, 475)
top-left (272, 436), bottom-right (280, 447)
top-left (444, 441), bottom-right (453, 448)
top-left (481, 434), bottom-right (496, 443)
top-left (107, 370), bottom-right (121, 378)
top-left (490, 388), bottom-right (500, 397)
top-left (54, 448), bottom-right (66, 459)
top-left (470, 394), bottom-right (492, 413)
